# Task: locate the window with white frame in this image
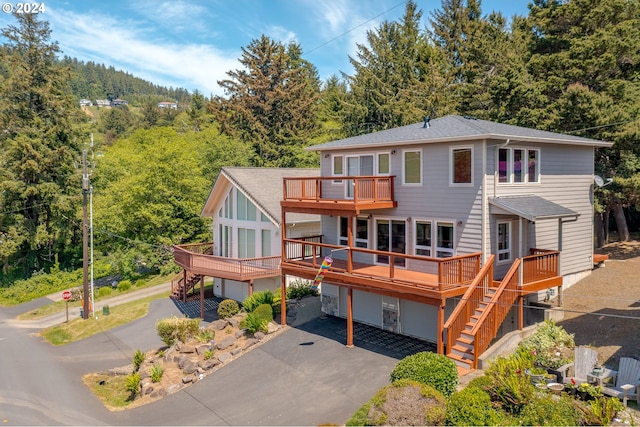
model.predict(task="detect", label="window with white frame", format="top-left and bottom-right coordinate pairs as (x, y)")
top-left (451, 147), bottom-right (473, 184)
top-left (236, 191), bottom-right (256, 221)
top-left (436, 222), bottom-right (454, 258)
top-left (498, 147), bottom-right (540, 184)
top-left (415, 221), bottom-right (432, 256)
top-left (237, 228), bottom-right (256, 258)
top-left (414, 220), bottom-right (455, 258)
top-left (332, 155), bottom-right (343, 183)
top-left (497, 221), bottom-right (511, 261)
top-left (338, 216), bottom-right (369, 248)
top-left (378, 153), bottom-right (390, 175)
top-left (261, 229), bottom-right (271, 256)
top-left (403, 149), bottom-right (422, 184)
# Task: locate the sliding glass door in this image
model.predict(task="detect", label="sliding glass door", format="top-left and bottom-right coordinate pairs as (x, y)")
top-left (376, 219), bottom-right (406, 267)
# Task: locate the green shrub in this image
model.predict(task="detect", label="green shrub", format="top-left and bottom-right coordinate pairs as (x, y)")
top-left (155, 316), bottom-right (201, 346)
top-left (253, 303), bottom-right (273, 323)
top-left (117, 280), bottom-right (131, 292)
top-left (132, 349), bottom-right (145, 372)
top-left (519, 395), bottom-right (580, 426)
top-left (465, 374), bottom-right (493, 391)
top-left (389, 352), bottom-right (458, 397)
top-left (97, 286), bottom-right (112, 298)
top-left (347, 379), bottom-right (446, 426)
top-left (242, 290), bottom-right (275, 313)
top-left (286, 279), bottom-right (318, 299)
top-left (581, 396), bottom-right (624, 426)
top-left (446, 385), bottom-right (503, 426)
top-left (520, 320), bottom-right (574, 369)
top-left (240, 312), bottom-right (268, 334)
top-left (125, 372), bottom-right (141, 396)
top-left (134, 279), bottom-right (146, 287)
top-left (485, 355), bottom-right (535, 415)
top-left (204, 348), bottom-right (214, 360)
top-left (149, 364), bottom-right (164, 383)
top-left (195, 327), bottom-right (215, 343)
top-left (217, 299), bottom-right (240, 319)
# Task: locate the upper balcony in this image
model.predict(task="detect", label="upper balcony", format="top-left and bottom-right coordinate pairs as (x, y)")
top-left (281, 176), bottom-right (397, 216)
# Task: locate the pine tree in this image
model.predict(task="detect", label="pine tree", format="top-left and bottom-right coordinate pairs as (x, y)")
top-left (209, 35), bottom-right (320, 167)
top-left (342, 1), bottom-right (454, 136)
top-left (0, 14), bottom-right (83, 275)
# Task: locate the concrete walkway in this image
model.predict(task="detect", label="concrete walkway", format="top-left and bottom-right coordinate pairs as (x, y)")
top-left (5, 282), bottom-right (171, 329)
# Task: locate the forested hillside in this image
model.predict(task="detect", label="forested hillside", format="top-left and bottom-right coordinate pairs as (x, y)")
top-left (61, 57), bottom-right (191, 106)
top-left (1, 0), bottom-right (639, 287)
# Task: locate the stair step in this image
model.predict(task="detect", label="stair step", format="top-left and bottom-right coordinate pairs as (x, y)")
top-left (454, 339), bottom-right (474, 353)
top-left (457, 335), bottom-right (474, 346)
top-left (447, 352), bottom-right (474, 369)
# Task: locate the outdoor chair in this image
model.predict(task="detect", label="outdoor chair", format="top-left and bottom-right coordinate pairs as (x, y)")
top-left (602, 357), bottom-right (640, 407)
top-left (557, 346), bottom-right (599, 385)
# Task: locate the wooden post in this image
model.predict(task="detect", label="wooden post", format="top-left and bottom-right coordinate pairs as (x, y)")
top-left (437, 302), bottom-right (445, 354)
top-left (280, 274), bottom-right (287, 325)
top-left (347, 216), bottom-right (353, 273)
top-left (347, 287), bottom-right (354, 347)
top-left (182, 269), bottom-right (187, 302)
top-left (249, 279), bottom-right (254, 296)
top-left (200, 276), bottom-right (205, 319)
top-left (518, 295), bottom-right (524, 330)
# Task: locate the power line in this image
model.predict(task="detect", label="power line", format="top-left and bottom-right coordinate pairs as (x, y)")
top-left (306, 0), bottom-right (408, 55)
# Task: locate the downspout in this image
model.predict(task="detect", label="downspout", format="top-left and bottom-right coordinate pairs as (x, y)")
top-left (482, 140), bottom-right (487, 264)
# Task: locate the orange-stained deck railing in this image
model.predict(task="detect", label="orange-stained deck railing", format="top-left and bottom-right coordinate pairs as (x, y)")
top-left (172, 243), bottom-right (281, 280)
top-left (444, 255), bottom-right (495, 358)
top-left (523, 248), bottom-right (559, 283)
top-left (469, 258), bottom-right (521, 368)
top-left (282, 238), bottom-right (481, 290)
top-left (283, 176), bottom-right (395, 203)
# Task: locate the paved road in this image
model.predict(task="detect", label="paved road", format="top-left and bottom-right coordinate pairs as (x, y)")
top-left (0, 288), bottom-right (430, 425)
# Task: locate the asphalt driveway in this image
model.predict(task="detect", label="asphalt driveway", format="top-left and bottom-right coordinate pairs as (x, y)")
top-left (1, 297), bottom-right (433, 426)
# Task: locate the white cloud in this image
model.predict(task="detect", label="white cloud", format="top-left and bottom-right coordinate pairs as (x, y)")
top-left (264, 25), bottom-right (297, 45)
top-left (47, 9), bottom-right (238, 96)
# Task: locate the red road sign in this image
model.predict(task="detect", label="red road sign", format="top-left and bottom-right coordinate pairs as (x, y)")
top-left (62, 290), bottom-right (72, 301)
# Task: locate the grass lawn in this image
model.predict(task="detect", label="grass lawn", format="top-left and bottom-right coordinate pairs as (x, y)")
top-left (39, 291), bottom-right (170, 345)
top-left (17, 273), bottom-right (174, 320)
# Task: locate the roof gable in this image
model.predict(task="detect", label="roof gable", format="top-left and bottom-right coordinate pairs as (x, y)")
top-left (308, 115), bottom-right (612, 150)
top-left (201, 167), bottom-right (320, 225)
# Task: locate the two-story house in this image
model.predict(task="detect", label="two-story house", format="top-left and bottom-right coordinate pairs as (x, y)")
top-left (279, 115), bottom-right (612, 369)
top-left (172, 167), bottom-right (320, 318)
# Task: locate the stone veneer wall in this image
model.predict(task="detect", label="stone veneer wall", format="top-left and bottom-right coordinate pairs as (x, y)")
top-left (286, 295), bottom-right (323, 327)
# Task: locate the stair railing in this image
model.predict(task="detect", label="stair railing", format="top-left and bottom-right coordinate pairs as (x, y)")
top-left (444, 255), bottom-right (495, 355)
top-left (469, 258), bottom-right (521, 368)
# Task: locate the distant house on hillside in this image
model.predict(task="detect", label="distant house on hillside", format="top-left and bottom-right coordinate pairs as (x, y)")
top-left (158, 101), bottom-right (178, 110)
top-left (79, 99), bottom-right (93, 107)
top-left (95, 99), bottom-right (111, 108)
top-left (111, 99), bottom-right (128, 107)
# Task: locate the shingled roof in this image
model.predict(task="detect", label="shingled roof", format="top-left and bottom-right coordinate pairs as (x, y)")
top-left (201, 167), bottom-right (320, 225)
top-left (308, 115), bottom-right (612, 150)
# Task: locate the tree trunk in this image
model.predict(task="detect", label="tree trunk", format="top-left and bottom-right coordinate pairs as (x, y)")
top-left (613, 202), bottom-right (630, 241)
top-left (594, 212), bottom-right (606, 248)
top-left (603, 209), bottom-right (610, 244)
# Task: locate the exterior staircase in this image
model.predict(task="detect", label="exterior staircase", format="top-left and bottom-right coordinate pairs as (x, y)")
top-left (171, 270), bottom-right (203, 301)
top-left (445, 255), bottom-right (522, 370)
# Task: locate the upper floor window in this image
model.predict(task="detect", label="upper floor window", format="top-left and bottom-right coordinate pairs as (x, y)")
top-left (451, 147), bottom-right (473, 185)
top-left (414, 220), bottom-right (455, 258)
top-left (338, 216), bottom-right (369, 248)
top-left (498, 148), bottom-right (540, 184)
top-left (497, 221), bottom-right (511, 262)
top-left (332, 155), bottom-right (343, 183)
top-left (415, 221), bottom-right (432, 256)
top-left (403, 149), bottom-right (422, 185)
top-left (237, 191), bottom-right (256, 221)
top-left (378, 153), bottom-right (390, 175)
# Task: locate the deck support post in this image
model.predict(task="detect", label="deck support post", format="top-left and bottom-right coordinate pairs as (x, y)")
top-left (200, 276), bottom-right (205, 319)
top-left (437, 301), bottom-right (445, 354)
top-left (347, 287), bottom-right (354, 347)
top-left (347, 216), bottom-right (353, 273)
top-left (249, 279), bottom-right (254, 296)
top-left (518, 296), bottom-right (524, 330)
top-left (280, 274), bottom-right (287, 325)
top-left (557, 285), bottom-right (563, 307)
top-left (182, 269), bottom-right (187, 302)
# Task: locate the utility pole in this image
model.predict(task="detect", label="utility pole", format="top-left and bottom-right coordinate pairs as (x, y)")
top-left (82, 149), bottom-right (90, 319)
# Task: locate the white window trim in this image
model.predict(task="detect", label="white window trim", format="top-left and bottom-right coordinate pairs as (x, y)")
top-left (337, 216), bottom-right (370, 249)
top-left (402, 148), bottom-right (423, 186)
top-left (497, 147), bottom-right (541, 185)
top-left (377, 152), bottom-right (391, 176)
top-left (332, 154), bottom-right (344, 184)
top-left (450, 146), bottom-right (474, 186)
top-left (435, 220), bottom-right (455, 258)
top-left (497, 221), bottom-right (511, 263)
top-left (374, 216), bottom-right (408, 267)
top-left (414, 220), bottom-right (432, 257)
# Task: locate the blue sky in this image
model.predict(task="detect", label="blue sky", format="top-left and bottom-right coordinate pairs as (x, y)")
top-left (0, 1), bottom-right (530, 97)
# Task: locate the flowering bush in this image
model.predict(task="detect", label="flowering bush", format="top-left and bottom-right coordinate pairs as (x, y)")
top-left (521, 320), bottom-right (574, 369)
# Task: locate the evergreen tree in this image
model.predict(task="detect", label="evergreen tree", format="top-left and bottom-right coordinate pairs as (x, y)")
top-left (0, 14), bottom-right (83, 275)
top-left (343, 1), bottom-right (454, 136)
top-left (209, 35), bottom-right (320, 167)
